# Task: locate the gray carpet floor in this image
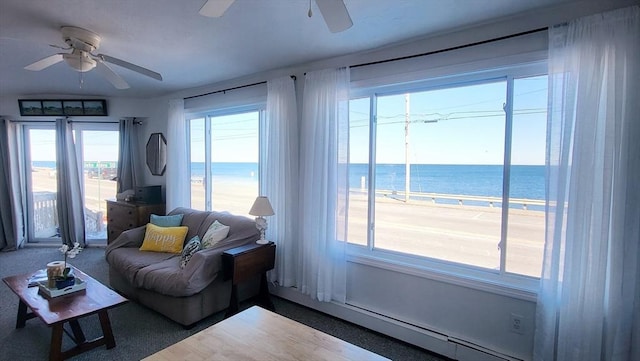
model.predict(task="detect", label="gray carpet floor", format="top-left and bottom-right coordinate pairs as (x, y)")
top-left (0, 246), bottom-right (449, 360)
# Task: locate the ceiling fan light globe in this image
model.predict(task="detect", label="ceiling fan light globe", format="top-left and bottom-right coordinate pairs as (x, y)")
top-left (63, 53), bottom-right (96, 72)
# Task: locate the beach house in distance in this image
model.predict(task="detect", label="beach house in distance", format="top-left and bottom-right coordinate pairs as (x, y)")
top-left (1, 1), bottom-right (636, 360)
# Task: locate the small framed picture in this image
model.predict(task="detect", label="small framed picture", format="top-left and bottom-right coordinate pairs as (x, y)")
top-left (19, 100), bottom-right (43, 116)
top-left (82, 100), bottom-right (108, 116)
top-left (63, 101), bottom-right (83, 115)
top-left (42, 101), bottom-right (64, 116)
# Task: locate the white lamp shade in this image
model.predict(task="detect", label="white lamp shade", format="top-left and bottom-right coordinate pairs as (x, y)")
top-left (249, 196), bottom-right (274, 216)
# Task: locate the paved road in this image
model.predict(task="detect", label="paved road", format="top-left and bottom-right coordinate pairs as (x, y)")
top-left (348, 194), bottom-right (544, 277)
top-left (31, 169), bottom-right (544, 278)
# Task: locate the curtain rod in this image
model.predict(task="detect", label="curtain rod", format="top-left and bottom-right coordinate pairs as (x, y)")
top-left (66, 117), bottom-right (142, 125)
top-left (9, 118), bottom-right (141, 125)
top-left (184, 81), bottom-right (266, 100)
top-left (149, 27), bottom-right (547, 102)
top-left (350, 27), bottom-right (547, 69)
top-left (10, 120), bottom-right (118, 124)
top-left (184, 75), bottom-right (297, 100)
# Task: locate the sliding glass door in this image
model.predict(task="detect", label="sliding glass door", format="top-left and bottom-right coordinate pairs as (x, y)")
top-left (75, 125), bottom-right (119, 242)
top-left (24, 123), bottom-right (118, 244)
top-left (26, 127), bottom-right (60, 242)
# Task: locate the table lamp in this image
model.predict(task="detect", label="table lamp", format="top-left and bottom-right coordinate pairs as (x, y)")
top-left (249, 196), bottom-right (274, 244)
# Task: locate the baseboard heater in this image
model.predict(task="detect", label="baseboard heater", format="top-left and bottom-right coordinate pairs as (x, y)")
top-left (271, 286), bottom-right (524, 361)
top-left (448, 337), bottom-right (524, 361)
top-left (346, 302), bottom-right (523, 361)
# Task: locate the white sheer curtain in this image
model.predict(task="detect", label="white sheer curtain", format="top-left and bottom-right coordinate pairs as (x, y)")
top-left (298, 67), bottom-right (350, 303)
top-left (166, 99), bottom-right (190, 212)
top-left (265, 76), bottom-right (299, 287)
top-left (55, 119), bottom-right (86, 247)
top-left (534, 6), bottom-right (640, 361)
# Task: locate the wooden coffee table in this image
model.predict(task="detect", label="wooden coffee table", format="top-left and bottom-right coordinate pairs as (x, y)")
top-left (143, 305), bottom-right (390, 360)
top-left (2, 266), bottom-right (128, 361)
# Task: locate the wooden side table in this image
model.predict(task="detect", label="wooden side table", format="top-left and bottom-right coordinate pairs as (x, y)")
top-left (222, 242), bottom-right (276, 318)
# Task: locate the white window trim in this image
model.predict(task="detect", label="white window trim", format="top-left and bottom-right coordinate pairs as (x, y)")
top-left (348, 57), bottom-right (548, 297)
top-left (347, 245), bottom-right (539, 302)
top-left (185, 104), bottom-right (266, 211)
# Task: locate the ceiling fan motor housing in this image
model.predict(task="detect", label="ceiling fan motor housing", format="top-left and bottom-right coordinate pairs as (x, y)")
top-left (61, 26), bottom-right (101, 53)
top-left (60, 27), bottom-right (101, 72)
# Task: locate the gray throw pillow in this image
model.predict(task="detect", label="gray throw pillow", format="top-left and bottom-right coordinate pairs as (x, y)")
top-left (180, 236), bottom-right (201, 269)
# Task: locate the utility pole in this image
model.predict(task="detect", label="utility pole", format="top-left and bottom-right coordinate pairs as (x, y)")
top-left (405, 93), bottom-right (410, 203)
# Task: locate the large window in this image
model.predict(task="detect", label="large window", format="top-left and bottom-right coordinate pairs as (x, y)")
top-left (348, 69), bottom-right (547, 280)
top-left (188, 109), bottom-right (262, 216)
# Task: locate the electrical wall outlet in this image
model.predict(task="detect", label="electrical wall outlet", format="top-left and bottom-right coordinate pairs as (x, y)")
top-left (510, 313), bottom-right (525, 334)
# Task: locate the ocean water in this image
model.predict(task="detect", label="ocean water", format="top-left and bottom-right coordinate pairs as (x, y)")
top-left (190, 162), bottom-right (259, 180)
top-left (351, 163), bottom-right (545, 210)
top-left (352, 163), bottom-right (545, 200)
top-left (190, 162), bottom-right (544, 200)
top-left (35, 161), bottom-right (545, 202)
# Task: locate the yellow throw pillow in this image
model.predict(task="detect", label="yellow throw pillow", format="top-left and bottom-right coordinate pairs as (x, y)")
top-left (140, 223), bottom-right (189, 254)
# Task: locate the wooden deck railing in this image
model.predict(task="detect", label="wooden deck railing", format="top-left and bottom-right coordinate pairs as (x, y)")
top-left (33, 192), bottom-right (58, 238)
top-left (33, 191), bottom-right (104, 239)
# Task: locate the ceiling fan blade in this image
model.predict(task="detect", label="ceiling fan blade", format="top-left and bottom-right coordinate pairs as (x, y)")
top-left (24, 54), bottom-right (64, 71)
top-left (49, 44), bottom-right (71, 50)
top-left (96, 54), bottom-right (163, 81)
top-left (95, 61), bottom-right (130, 89)
top-left (315, 0), bottom-right (353, 33)
top-left (199, 0), bottom-right (236, 17)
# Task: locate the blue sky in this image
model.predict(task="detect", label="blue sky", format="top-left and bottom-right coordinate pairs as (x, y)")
top-left (350, 75), bottom-right (547, 165)
top-left (30, 75), bottom-right (547, 166)
top-left (29, 128), bottom-right (119, 162)
top-left (187, 74), bottom-right (547, 166)
top-left (189, 112), bottom-right (260, 163)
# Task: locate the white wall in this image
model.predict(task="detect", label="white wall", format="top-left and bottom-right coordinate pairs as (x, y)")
top-left (273, 262), bottom-right (536, 360)
top-left (3, 1), bottom-right (634, 359)
top-left (158, 2), bottom-right (634, 360)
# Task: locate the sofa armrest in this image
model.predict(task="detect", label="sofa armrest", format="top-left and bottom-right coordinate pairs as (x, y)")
top-left (181, 238), bottom-right (255, 291)
top-left (105, 225), bottom-right (147, 257)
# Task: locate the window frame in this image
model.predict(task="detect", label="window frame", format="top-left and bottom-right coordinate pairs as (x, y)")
top-left (72, 122), bottom-right (119, 243)
top-left (22, 124), bottom-right (58, 243)
top-left (186, 104), bottom-right (266, 212)
top-left (21, 122), bottom-right (118, 244)
top-left (347, 60), bottom-right (548, 298)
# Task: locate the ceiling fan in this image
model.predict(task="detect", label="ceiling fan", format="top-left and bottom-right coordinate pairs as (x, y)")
top-left (24, 26), bottom-right (163, 89)
top-left (199, 0), bottom-right (353, 33)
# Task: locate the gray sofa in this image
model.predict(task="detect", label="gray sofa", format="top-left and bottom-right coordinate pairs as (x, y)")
top-left (105, 207), bottom-right (260, 327)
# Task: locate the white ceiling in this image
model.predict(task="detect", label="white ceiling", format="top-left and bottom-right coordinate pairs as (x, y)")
top-left (0, 0), bottom-right (573, 99)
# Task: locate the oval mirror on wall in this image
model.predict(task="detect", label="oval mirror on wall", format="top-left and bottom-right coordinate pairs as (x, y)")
top-left (146, 132), bottom-right (167, 176)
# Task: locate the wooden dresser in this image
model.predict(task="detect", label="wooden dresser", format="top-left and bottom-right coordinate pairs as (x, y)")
top-left (106, 200), bottom-right (165, 243)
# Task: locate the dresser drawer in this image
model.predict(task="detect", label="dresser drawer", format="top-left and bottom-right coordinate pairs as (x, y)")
top-left (106, 200), bottom-right (165, 243)
top-left (107, 203), bottom-right (136, 222)
top-left (107, 225), bottom-right (126, 242)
